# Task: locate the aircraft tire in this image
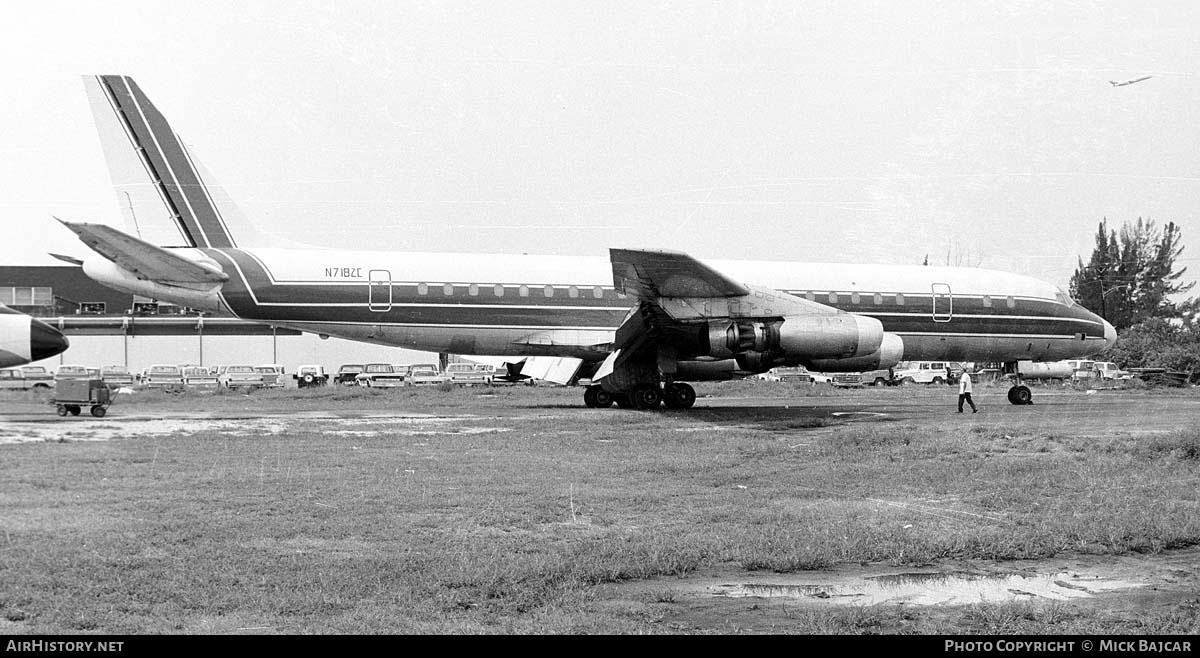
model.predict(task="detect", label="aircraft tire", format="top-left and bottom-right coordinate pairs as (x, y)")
top-left (583, 385), bottom-right (614, 408)
top-left (663, 383), bottom-right (696, 409)
top-left (632, 385), bottom-right (662, 410)
top-left (1007, 385), bottom-right (1033, 405)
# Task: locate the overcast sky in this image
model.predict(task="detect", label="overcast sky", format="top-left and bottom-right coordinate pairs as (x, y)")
top-left (2, 0), bottom-right (1197, 296)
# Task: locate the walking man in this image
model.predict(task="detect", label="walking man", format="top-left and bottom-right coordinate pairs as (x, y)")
top-left (957, 363), bottom-right (978, 413)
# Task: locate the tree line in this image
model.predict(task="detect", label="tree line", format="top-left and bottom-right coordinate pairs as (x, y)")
top-left (1070, 217), bottom-right (1198, 378)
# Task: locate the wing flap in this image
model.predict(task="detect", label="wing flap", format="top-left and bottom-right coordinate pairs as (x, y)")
top-left (58, 219), bottom-right (228, 284)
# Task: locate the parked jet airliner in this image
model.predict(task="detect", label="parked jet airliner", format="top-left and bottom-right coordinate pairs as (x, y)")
top-left (60, 75), bottom-right (1115, 409)
top-left (0, 304), bottom-right (70, 368)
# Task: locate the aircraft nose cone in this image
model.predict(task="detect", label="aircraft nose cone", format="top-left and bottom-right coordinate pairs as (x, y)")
top-left (1103, 319), bottom-right (1117, 349)
top-left (29, 319), bottom-right (69, 361)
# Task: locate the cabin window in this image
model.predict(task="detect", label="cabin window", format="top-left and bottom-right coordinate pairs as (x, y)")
top-left (804, 291), bottom-right (814, 301)
top-left (982, 295), bottom-right (992, 308)
top-left (494, 284), bottom-right (504, 297)
top-left (1006, 296), bottom-right (1016, 309)
top-left (443, 283), bottom-right (454, 296)
top-left (417, 283), bottom-right (428, 296)
top-left (468, 283), bottom-right (479, 297)
top-left (850, 292), bottom-right (860, 304)
top-left (544, 285), bottom-right (555, 298)
top-left (828, 292), bottom-right (838, 304)
top-left (568, 286), bottom-right (579, 298)
top-left (873, 293), bottom-right (882, 305)
top-left (895, 293), bottom-right (905, 306)
top-left (593, 286), bottom-right (604, 299)
top-left (519, 285), bottom-right (529, 297)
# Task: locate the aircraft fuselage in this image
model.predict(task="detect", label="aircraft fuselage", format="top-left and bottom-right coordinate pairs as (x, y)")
top-left (115, 246), bottom-right (1115, 368)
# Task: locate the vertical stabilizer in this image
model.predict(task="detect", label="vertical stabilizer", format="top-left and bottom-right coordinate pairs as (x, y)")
top-left (83, 75), bottom-right (271, 248)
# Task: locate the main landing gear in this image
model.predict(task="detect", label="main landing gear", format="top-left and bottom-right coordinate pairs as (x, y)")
top-left (583, 382), bottom-right (697, 410)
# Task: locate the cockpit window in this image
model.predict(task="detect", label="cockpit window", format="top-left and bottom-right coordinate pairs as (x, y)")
top-left (1054, 288), bottom-right (1077, 308)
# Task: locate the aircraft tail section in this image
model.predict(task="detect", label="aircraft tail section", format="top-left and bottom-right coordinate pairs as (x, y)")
top-left (83, 75), bottom-right (273, 249)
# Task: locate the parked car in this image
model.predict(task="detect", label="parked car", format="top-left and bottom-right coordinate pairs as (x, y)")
top-left (772, 367), bottom-right (813, 384)
top-left (860, 368), bottom-right (894, 387)
top-left (1062, 359), bottom-right (1098, 382)
top-left (182, 365), bottom-right (220, 390)
top-left (256, 364), bottom-right (286, 388)
top-left (335, 364), bottom-right (364, 386)
top-left (830, 372), bottom-right (863, 387)
top-left (891, 361), bottom-right (953, 385)
top-left (444, 362), bottom-right (493, 386)
top-left (218, 365), bottom-right (264, 390)
top-left (99, 365), bottom-right (136, 390)
top-left (293, 365), bottom-right (329, 388)
top-left (405, 365), bottom-right (444, 386)
top-left (140, 364), bottom-right (185, 390)
top-left (355, 363), bottom-right (408, 387)
top-left (54, 365), bottom-right (93, 382)
top-left (18, 366), bottom-right (54, 389)
top-left (1093, 361), bottom-right (1132, 381)
top-left (0, 368), bottom-right (42, 390)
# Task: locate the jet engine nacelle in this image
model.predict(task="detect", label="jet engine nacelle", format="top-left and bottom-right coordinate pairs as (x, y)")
top-left (805, 333), bottom-right (904, 372)
top-left (705, 314), bottom-right (884, 362)
top-left (82, 257), bottom-right (224, 313)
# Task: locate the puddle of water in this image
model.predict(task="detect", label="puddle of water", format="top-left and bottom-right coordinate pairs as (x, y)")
top-left (709, 570), bottom-right (1145, 606)
top-left (0, 414), bottom-right (508, 444)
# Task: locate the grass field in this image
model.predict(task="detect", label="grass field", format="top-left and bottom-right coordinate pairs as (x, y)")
top-left (2, 381), bottom-right (1199, 634)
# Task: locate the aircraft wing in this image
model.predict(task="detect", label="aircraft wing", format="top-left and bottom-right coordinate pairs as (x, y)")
top-left (610, 248), bottom-right (749, 300)
top-left (57, 219), bottom-right (228, 284)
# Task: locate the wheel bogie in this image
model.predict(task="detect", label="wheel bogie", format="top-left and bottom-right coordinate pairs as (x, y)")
top-left (1007, 385), bottom-right (1033, 405)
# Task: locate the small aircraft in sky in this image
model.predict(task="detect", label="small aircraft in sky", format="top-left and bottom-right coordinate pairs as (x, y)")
top-left (1109, 76), bottom-right (1152, 87)
top-left (59, 75), bottom-right (1116, 409)
top-left (0, 304), bottom-right (70, 368)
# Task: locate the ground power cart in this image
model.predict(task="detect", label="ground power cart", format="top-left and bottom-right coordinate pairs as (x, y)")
top-left (54, 378), bottom-right (112, 417)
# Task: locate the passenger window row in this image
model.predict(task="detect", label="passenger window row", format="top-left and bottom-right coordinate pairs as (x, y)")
top-left (411, 283), bottom-right (622, 300)
top-left (793, 291), bottom-right (1017, 309)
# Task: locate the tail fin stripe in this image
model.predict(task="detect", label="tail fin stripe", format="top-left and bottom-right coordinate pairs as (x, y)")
top-left (102, 76), bottom-right (236, 248)
top-left (101, 76), bottom-right (209, 247)
top-left (93, 76), bottom-right (197, 247)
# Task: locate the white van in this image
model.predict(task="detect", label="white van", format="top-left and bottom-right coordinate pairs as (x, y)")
top-left (891, 361), bottom-right (953, 385)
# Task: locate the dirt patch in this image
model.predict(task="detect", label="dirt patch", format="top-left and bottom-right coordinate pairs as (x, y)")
top-left (601, 547), bottom-right (1200, 628)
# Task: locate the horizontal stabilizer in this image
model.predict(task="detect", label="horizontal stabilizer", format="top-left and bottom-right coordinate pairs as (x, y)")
top-left (57, 219), bottom-right (228, 284)
top-left (48, 253), bottom-right (84, 266)
top-left (610, 248), bottom-right (749, 300)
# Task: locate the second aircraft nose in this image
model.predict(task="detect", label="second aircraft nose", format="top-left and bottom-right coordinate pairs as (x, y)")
top-left (30, 319), bottom-right (70, 362)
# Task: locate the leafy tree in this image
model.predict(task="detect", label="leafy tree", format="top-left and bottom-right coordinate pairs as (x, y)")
top-left (1070, 218), bottom-right (1193, 330)
top-left (1105, 318), bottom-right (1200, 382)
